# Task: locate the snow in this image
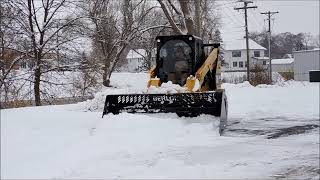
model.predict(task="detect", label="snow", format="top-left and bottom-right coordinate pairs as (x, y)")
top-left (192, 79), bottom-right (200, 92)
top-left (1, 73), bottom-right (319, 179)
top-left (223, 38), bottom-right (267, 51)
top-left (147, 81), bottom-right (187, 94)
top-left (271, 58), bottom-right (294, 65)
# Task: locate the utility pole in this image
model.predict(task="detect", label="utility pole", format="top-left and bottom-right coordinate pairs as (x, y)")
top-left (234, 0), bottom-right (257, 82)
top-left (261, 11), bottom-right (279, 84)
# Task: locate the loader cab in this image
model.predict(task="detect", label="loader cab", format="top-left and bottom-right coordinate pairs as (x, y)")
top-left (155, 35), bottom-right (204, 86)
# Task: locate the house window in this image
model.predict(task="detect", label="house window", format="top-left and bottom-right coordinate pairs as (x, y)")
top-left (263, 61), bottom-right (266, 65)
top-left (232, 51), bottom-right (241, 57)
top-left (239, 61), bottom-right (244, 68)
top-left (233, 62), bottom-right (238, 67)
top-left (254, 51), bottom-right (260, 57)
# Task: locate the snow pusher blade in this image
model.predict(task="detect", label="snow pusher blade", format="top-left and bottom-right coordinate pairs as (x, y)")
top-left (102, 90), bottom-right (228, 134)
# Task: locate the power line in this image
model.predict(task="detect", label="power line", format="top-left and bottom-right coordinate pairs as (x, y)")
top-left (249, 9), bottom-right (265, 29)
top-left (222, 6), bottom-right (245, 29)
top-left (234, 0), bottom-right (258, 81)
top-left (261, 11), bottom-right (279, 84)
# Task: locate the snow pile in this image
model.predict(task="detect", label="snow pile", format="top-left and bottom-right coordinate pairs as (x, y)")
top-left (272, 72), bottom-right (286, 85)
top-left (222, 81), bottom-right (253, 89)
top-left (221, 72), bottom-right (286, 85)
top-left (221, 72), bottom-right (246, 84)
top-left (77, 86), bottom-right (146, 112)
top-left (109, 72), bottom-right (149, 90)
top-left (72, 73), bottom-right (149, 111)
top-left (78, 88), bottom-right (120, 111)
top-left (147, 81), bottom-right (187, 94)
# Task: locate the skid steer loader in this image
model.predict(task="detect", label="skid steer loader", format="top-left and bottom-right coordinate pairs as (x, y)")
top-left (102, 35), bottom-right (228, 135)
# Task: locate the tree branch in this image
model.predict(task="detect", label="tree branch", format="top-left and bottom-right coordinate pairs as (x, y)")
top-left (157, 0), bottom-right (185, 35)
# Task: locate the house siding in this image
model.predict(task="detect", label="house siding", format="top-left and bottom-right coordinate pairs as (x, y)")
top-left (272, 63), bottom-right (294, 73)
top-left (223, 49), bottom-right (265, 71)
top-left (293, 50), bottom-right (320, 81)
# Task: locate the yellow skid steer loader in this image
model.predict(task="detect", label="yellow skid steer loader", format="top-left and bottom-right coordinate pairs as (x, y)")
top-left (102, 35), bottom-right (228, 135)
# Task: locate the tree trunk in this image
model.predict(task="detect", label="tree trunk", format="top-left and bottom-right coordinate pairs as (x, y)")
top-left (34, 66), bottom-right (41, 106)
top-left (194, 0), bottom-right (201, 37)
top-left (179, 0), bottom-right (194, 35)
top-left (102, 61), bottom-right (111, 87)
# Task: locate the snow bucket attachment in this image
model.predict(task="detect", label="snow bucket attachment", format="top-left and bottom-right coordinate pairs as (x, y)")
top-left (102, 90), bottom-right (228, 135)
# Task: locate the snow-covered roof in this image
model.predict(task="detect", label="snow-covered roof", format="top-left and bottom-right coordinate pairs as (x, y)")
top-left (223, 39), bottom-right (267, 51)
top-left (283, 54), bottom-right (293, 58)
top-left (252, 57), bottom-right (269, 60)
top-left (271, 58), bottom-right (294, 65)
top-left (126, 49), bottom-right (146, 59)
top-left (293, 49), bottom-right (320, 53)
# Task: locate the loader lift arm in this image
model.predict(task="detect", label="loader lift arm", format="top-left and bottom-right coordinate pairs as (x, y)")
top-left (186, 44), bottom-right (220, 92)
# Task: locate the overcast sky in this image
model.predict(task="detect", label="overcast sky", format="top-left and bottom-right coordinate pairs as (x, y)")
top-left (218, 0), bottom-right (319, 41)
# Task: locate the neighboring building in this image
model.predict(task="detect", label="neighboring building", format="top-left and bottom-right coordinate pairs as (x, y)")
top-left (251, 56), bottom-right (269, 69)
top-left (293, 49), bottom-right (320, 81)
top-left (222, 38), bottom-right (267, 71)
top-left (126, 49), bottom-right (156, 72)
top-left (1, 48), bottom-right (22, 70)
top-left (19, 52), bottom-right (58, 70)
top-left (282, 53), bottom-right (293, 59)
top-left (1, 48), bottom-right (58, 71)
top-left (270, 58), bottom-right (294, 73)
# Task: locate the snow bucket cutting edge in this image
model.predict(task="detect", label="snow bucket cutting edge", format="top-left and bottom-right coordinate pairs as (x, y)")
top-left (102, 90), bottom-right (228, 135)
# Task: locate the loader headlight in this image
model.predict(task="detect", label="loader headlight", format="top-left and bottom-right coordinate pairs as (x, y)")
top-left (157, 39), bottom-right (160, 43)
top-left (189, 37), bottom-right (193, 41)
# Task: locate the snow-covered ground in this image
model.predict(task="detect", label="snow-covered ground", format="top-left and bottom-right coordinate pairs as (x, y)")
top-left (1, 73), bottom-right (319, 179)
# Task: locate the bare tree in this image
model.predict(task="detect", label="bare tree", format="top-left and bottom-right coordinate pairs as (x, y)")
top-left (84, 0), bottom-right (166, 87)
top-left (4, 0), bottom-right (83, 106)
top-left (200, 0), bottom-right (220, 43)
top-left (0, 0), bottom-right (30, 104)
top-left (314, 34), bottom-right (320, 47)
top-left (303, 32), bottom-right (314, 50)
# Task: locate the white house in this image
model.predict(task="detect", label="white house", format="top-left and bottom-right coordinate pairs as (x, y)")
top-left (293, 49), bottom-right (320, 81)
top-left (222, 38), bottom-right (267, 71)
top-left (126, 49), bottom-right (156, 72)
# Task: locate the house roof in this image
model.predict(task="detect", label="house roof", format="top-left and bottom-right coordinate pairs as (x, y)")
top-left (223, 39), bottom-right (267, 51)
top-left (293, 49), bottom-right (320, 53)
top-left (252, 57), bottom-right (269, 60)
top-left (282, 54), bottom-right (293, 58)
top-left (271, 58), bottom-right (294, 65)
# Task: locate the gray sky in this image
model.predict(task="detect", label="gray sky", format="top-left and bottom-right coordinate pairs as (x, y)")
top-left (218, 0), bottom-right (319, 40)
